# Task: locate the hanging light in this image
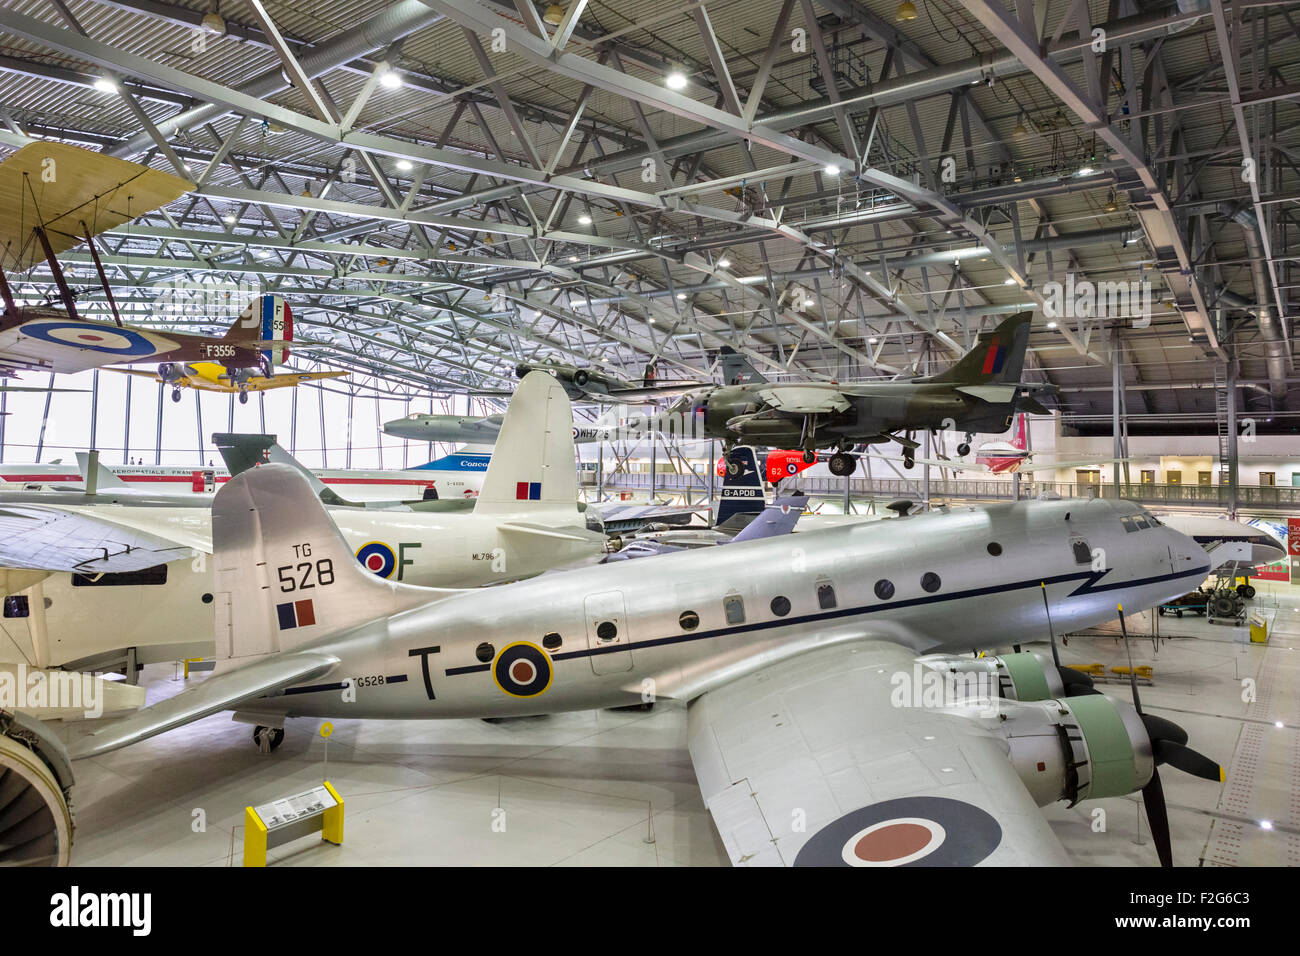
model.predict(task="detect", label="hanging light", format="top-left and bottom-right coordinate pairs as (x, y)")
top-left (200, 4), bottom-right (227, 36)
top-left (665, 67), bottom-right (688, 90)
top-left (895, 1), bottom-right (918, 21)
top-left (93, 77), bottom-right (118, 94)
top-left (1013, 112), bottom-right (1028, 138)
top-left (379, 66), bottom-right (402, 89)
top-left (543, 4), bottom-right (567, 25)
top-left (1105, 189), bottom-right (1119, 213)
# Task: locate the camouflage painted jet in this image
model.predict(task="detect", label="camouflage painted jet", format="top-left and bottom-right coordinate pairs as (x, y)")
top-left (671, 312), bottom-right (1055, 476)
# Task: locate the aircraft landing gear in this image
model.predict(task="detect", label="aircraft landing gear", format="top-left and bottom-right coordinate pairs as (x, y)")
top-left (253, 725), bottom-right (284, 753)
top-left (902, 452), bottom-right (915, 469)
top-left (238, 390), bottom-right (249, 405)
top-left (802, 449), bottom-right (816, 464)
top-left (828, 452), bottom-right (856, 477)
top-left (170, 388), bottom-right (182, 403)
top-left (957, 432), bottom-right (973, 457)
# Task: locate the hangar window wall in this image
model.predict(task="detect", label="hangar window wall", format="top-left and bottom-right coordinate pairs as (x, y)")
top-left (0, 369), bottom-right (462, 469)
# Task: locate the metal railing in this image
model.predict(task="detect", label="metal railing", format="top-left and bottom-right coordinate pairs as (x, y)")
top-left (597, 472), bottom-right (1300, 511)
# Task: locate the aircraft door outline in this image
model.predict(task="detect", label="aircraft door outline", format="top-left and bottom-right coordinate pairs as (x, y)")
top-left (584, 589), bottom-right (633, 675)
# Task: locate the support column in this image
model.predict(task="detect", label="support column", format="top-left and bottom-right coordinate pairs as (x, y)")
top-left (1226, 358), bottom-right (1239, 519)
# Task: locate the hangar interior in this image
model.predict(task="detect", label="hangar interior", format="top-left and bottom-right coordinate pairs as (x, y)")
top-left (0, 0), bottom-right (1297, 869)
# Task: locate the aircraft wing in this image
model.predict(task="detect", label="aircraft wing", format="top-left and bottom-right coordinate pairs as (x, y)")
top-left (497, 521), bottom-right (606, 544)
top-left (0, 319), bottom-right (187, 376)
top-left (244, 370), bottom-right (350, 392)
top-left (605, 382), bottom-right (706, 403)
top-left (687, 640), bottom-right (1071, 866)
top-left (0, 503), bottom-right (209, 573)
top-left (756, 386), bottom-right (851, 415)
top-left (67, 652), bottom-right (340, 759)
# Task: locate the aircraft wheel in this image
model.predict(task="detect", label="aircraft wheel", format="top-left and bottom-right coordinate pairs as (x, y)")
top-left (828, 453), bottom-right (855, 477)
top-left (802, 450), bottom-right (816, 464)
top-left (171, 388), bottom-right (182, 403)
top-left (726, 460), bottom-right (740, 477)
top-left (238, 391), bottom-right (249, 405)
top-left (1157, 607), bottom-right (1165, 616)
top-left (903, 454), bottom-right (915, 469)
top-left (1175, 609), bottom-right (1183, 618)
top-left (253, 726), bottom-right (284, 753)
top-left (957, 442), bottom-right (971, 456)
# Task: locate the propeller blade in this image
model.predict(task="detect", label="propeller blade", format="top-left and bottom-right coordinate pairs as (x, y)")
top-left (1059, 666), bottom-right (1096, 693)
top-left (1141, 766), bottom-right (1174, 868)
top-left (1117, 604), bottom-right (1143, 714)
top-left (1154, 740), bottom-right (1225, 782)
top-left (1142, 712), bottom-right (1189, 748)
top-left (1041, 582), bottom-right (1061, 668)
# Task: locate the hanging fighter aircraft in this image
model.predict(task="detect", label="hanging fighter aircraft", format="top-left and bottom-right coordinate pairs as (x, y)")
top-left (669, 312), bottom-right (1056, 475)
top-left (502, 358), bottom-right (705, 404)
top-left (383, 405), bottom-right (621, 445)
top-left (63, 459), bottom-right (1223, 867)
top-left (0, 142), bottom-right (282, 380)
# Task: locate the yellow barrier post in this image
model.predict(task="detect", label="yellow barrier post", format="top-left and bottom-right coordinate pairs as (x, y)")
top-left (321, 781), bottom-right (344, 846)
top-left (243, 807), bottom-right (268, 867)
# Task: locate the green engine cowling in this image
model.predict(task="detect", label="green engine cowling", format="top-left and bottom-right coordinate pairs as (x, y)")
top-left (992, 695), bottom-right (1154, 807)
top-left (919, 651), bottom-right (1093, 702)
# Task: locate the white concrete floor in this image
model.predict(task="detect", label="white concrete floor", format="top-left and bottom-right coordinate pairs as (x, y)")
top-left (57, 582), bottom-right (1300, 867)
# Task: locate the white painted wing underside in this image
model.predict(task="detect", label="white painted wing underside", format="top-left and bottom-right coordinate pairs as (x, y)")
top-left (687, 640), bottom-right (1071, 867)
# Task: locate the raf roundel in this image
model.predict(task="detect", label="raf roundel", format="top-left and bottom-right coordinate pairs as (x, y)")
top-left (354, 541), bottom-right (396, 578)
top-left (19, 321), bottom-right (163, 357)
top-left (793, 796), bottom-right (1002, 867)
top-left (492, 641), bottom-right (553, 698)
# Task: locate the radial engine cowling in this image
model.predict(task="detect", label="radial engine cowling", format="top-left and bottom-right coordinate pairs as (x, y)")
top-left (919, 651), bottom-right (1096, 702)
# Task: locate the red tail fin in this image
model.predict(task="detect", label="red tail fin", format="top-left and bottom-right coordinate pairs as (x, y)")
top-left (1012, 414), bottom-right (1027, 451)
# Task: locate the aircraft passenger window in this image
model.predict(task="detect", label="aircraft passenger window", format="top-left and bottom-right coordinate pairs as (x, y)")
top-left (921, 572), bottom-right (941, 593)
top-left (987, 542), bottom-right (1002, 556)
top-left (201, 593), bottom-right (214, 604)
top-left (817, 583), bottom-right (837, 609)
top-left (874, 579), bottom-right (895, 601)
top-left (678, 611), bottom-right (699, 631)
top-left (476, 642), bottom-right (495, 662)
top-left (1071, 540), bottom-right (1093, 564)
top-left (596, 621), bottom-right (618, 642)
top-left (770, 596), bottom-right (791, 617)
top-left (543, 632), bottom-right (562, 650)
top-left (3, 595), bottom-right (29, 619)
top-left (723, 595), bottom-right (745, 625)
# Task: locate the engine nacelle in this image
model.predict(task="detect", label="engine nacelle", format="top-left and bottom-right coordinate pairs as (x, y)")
top-left (988, 695), bottom-right (1154, 807)
top-left (0, 709), bottom-right (75, 864)
top-left (920, 651), bottom-right (1094, 702)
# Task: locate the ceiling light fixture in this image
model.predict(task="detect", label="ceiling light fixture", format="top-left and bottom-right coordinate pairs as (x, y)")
top-left (665, 68), bottom-right (688, 91)
top-left (93, 77), bottom-right (118, 94)
top-left (200, 7), bottom-right (226, 35)
top-left (895, 0), bottom-right (918, 21)
top-left (1077, 165), bottom-right (1095, 177)
top-left (1013, 112), bottom-right (1028, 137)
top-left (824, 164), bottom-right (840, 176)
top-left (676, 292), bottom-right (687, 300)
top-left (379, 68), bottom-right (402, 89)
top-left (396, 159), bottom-right (413, 171)
top-left (1105, 189), bottom-right (1119, 213)
top-left (717, 258), bottom-right (731, 269)
top-left (1004, 277), bottom-right (1016, 285)
top-left (223, 214), bottom-right (236, 224)
top-left (578, 214), bottom-right (592, 225)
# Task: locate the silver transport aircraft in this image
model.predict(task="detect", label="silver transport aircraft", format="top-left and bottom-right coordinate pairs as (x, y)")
top-left (68, 464), bottom-right (1223, 866)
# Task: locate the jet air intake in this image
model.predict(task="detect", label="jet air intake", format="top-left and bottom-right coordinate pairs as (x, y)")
top-left (0, 709), bottom-right (74, 865)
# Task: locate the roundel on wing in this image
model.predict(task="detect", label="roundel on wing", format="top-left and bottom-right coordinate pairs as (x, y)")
top-left (19, 321), bottom-right (165, 357)
top-left (354, 541), bottom-right (396, 578)
top-left (492, 641), bottom-right (553, 698)
top-left (793, 796), bottom-right (1002, 867)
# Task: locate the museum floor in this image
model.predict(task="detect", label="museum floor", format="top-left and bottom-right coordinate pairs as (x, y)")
top-left (58, 581), bottom-right (1300, 867)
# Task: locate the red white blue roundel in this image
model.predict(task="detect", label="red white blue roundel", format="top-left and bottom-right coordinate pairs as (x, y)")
top-left (793, 796), bottom-right (1002, 867)
top-left (492, 642), bottom-right (553, 698)
top-left (355, 541), bottom-right (396, 578)
top-left (19, 321), bottom-right (165, 357)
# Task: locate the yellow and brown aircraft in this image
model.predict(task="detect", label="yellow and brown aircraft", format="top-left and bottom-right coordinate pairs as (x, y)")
top-left (116, 360), bottom-right (348, 403)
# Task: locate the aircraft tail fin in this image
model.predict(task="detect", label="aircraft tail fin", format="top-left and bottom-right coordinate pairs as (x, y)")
top-left (473, 370), bottom-right (578, 515)
top-left (717, 346), bottom-right (767, 385)
top-left (730, 494), bottom-right (804, 543)
top-left (415, 444), bottom-right (493, 472)
top-left (75, 450), bottom-right (127, 492)
top-left (1011, 413), bottom-right (1028, 451)
top-left (212, 432), bottom-right (359, 506)
top-left (926, 312), bottom-right (1033, 385)
top-left (211, 463), bottom-right (441, 660)
top-left (715, 446), bottom-right (766, 526)
top-left (225, 294), bottom-right (293, 367)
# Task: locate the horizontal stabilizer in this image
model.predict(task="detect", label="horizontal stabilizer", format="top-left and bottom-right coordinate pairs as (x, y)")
top-left (498, 521), bottom-right (606, 544)
top-left (68, 652), bottom-right (339, 759)
top-left (1017, 396), bottom-right (1052, 416)
top-left (76, 451), bottom-right (127, 491)
top-left (730, 495), bottom-right (804, 543)
top-left (954, 384), bottom-right (1018, 404)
